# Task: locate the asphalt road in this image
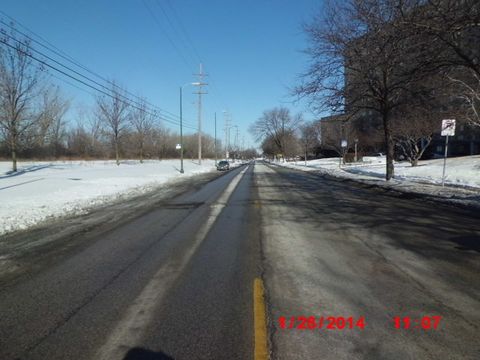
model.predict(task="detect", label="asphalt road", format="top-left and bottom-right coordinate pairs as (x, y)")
top-left (255, 163), bottom-right (480, 360)
top-left (0, 161), bottom-right (479, 360)
top-left (0, 164), bottom-right (261, 360)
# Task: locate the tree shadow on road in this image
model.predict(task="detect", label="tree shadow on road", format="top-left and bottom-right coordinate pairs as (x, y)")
top-left (449, 235), bottom-right (480, 252)
top-left (254, 168), bottom-right (480, 262)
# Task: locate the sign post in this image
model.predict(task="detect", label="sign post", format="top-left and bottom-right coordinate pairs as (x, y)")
top-left (175, 143), bottom-right (183, 173)
top-left (354, 139), bottom-right (359, 162)
top-left (340, 140), bottom-right (348, 167)
top-left (441, 119), bottom-right (456, 187)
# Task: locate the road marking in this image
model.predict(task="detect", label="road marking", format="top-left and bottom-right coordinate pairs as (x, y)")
top-left (96, 166), bottom-right (249, 360)
top-left (254, 277), bottom-right (269, 360)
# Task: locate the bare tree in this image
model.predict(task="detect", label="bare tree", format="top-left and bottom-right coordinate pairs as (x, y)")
top-left (249, 107), bottom-right (302, 161)
top-left (129, 98), bottom-right (155, 163)
top-left (150, 126), bottom-right (173, 159)
top-left (0, 30), bottom-right (44, 171)
top-left (392, 112), bottom-right (437, 166)
top-left (349, 115), bottom-right (384, 155)
top-left (402, 0), bottom-right (479, 77)
top-left (296, 0), bottom-right (439, 180)
top-left (320, 116), bottom-right (358, 162)
top-left (96, 83), bottom-right (130, 165)
top-left (260, 135), bottom-right (278, 159)
top-left (449, 71), bottom-right (480, 127)
top-left (401, 0), bottom-right (480, 127)
top-left (85, 109), bottom-right (104, 156)
top-left (38, 86), bottom-right (69, 157)
top-left (240, 148), bottom-right (258, 160)
top-left (299, 122), bottom-right (320, 165)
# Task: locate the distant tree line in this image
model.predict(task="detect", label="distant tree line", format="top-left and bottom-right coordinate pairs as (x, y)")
top-left (0, 27), bottom-right (259, 171)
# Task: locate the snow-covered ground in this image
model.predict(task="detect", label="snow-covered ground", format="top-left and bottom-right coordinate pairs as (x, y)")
top-left (273, 155), bottom-right (480, 206)
top-left (0, 159), bottom-right (224, 236)
top-left (1, 156), bottom-right (477, 236)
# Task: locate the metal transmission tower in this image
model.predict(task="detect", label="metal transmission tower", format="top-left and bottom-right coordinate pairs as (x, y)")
top-left (232, 125), bottom-right (239, 162)
top-left (235, 126), bottom-right (239, 152)
top-left (193, 64), bottom-right (207, 165)
top-left (223, 111), bottom-right (231, 160)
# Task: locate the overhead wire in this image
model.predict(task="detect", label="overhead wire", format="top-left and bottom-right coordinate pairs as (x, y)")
top-left (158, 1), bottom-right (229, 112)
top-left (0, 10), bottom-right (184, 121)
top-left (142, 0), bottom-right (194, 72)
top-left (0, 7), bottom-right (231, 133)
top-left (0, 11), bottom-right (197, 128)
top-left (154, 0), bottom-right (199, 68)
top-left (164, 0), bottom-right (203, 64)
top-left (0, 36), bottom-right (198, 130)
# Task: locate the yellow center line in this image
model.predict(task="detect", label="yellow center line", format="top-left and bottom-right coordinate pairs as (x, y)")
top-left (254, 277), bottom-right (269, 360)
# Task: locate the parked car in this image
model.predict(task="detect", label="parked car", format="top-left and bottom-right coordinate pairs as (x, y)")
top-left (216, 160), bottom-right (230, 171)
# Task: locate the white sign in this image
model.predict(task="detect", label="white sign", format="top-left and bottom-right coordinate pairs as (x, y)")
top-left (441, 119), bottom-right (456, 136)
top-left (341, 140), bottom-right (348, 148)
top-left (175, 144), bottom-right (182, 150)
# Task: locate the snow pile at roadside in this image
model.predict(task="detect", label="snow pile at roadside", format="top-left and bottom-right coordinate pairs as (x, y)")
top-left (274, 155), bottom-right (480, 206)
top-left (0, 159), bottom-right (217, 235)
top-left (350, 156), bottom-right (480, 188)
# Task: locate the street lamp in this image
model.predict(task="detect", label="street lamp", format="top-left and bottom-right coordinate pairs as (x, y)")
top-left (179, 82), bottom-right (201, 174)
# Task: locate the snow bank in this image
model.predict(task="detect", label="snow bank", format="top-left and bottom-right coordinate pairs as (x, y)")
top-left (0, 159), bottom-right (217, 236)
top-left (273, 155), bottom-right (480, 206)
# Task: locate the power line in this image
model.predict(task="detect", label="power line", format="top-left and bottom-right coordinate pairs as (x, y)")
top-left (142, 0), bottom-right (194, 71)
top-left (0, 12), bottom-right (190, 126)
top-left (144, 1), bottom-right (228, 112)
top-left (1, 8), bottom-right (228, 135)
top-left (165, 0), bottom-right (203, 63)
top-left (0, 36), bottom-right (198, 130)
top-left (155, 0), bottom-right (199, 67)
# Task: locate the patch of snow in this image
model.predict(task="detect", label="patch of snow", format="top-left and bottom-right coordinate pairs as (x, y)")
top-left (272, 155), bottom-right (480, 207)
top-left (0, 159), bottom-right (217, 236)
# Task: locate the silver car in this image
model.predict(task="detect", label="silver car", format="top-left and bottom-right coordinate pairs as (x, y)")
top-left (216, 160), bottom-right (230, 171)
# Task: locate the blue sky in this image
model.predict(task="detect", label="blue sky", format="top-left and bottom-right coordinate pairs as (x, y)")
top-left (1, 0), bottom-right (324, 148)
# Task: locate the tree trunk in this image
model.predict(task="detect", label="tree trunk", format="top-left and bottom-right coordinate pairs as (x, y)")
top-left (11, 132), bottom-right (17, 172)
top-left (140, 139), bottom-right (144, 164)
top-left (115, 138), bottom-right (120, 166)
top-left (305, 145), bottom-right (307, 166)
top-left (383, 114), bottom-right (395, 180)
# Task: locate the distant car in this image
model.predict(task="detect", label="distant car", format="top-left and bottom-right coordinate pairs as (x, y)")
top-left (216, 160), bottom-right (230, 171)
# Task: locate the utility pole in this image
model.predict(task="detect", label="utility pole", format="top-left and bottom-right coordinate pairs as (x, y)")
top-left (242, 135), bottom-right (245, 160)
top-left (193, 63), bottom-right (207, 165)
top-left (235, 126), bottom-right (239, 162)
top-left (179, 86), bottom-right (184, 173)
top-left (235, 127), bottom-right (239, 149)
top-left (224, 111), bottom-right (230, 160)
top-left (214, 112), bottom-right (217, 166)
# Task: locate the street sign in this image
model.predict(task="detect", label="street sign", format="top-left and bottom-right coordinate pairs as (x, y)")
top-left (441, 119), bottom-right (456, 136)
top-left (175, 144), bottom-right (182, 150)
top-left (341, 140), bottom-right (348, 148)
top-left (440, 119), bottom-right (456, 186)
